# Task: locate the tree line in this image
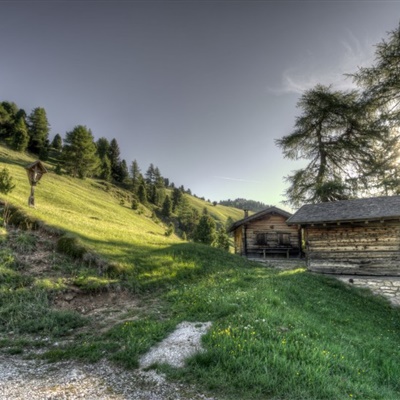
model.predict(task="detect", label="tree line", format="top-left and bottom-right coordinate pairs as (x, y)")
top-left (218, 198), bottom-right (269, 213)
top-left (276, 23), bottom-right (400, 208)
top-left (0, 105), bottom-right (231, 249)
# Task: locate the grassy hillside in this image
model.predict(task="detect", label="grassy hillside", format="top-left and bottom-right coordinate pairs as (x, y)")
top-left (187, 195), bottom-right (244, 226)
top-left (1, 145), bottom-right (400, 400)
top-left (0, 145), bottom-right (242, 262)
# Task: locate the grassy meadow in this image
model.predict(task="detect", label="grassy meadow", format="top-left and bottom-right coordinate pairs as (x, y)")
top-left (0, 146), bottom-right (400, 399)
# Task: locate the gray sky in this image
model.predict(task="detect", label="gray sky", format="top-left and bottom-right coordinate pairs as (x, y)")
top-left (1, 0), bottom-right (399, 208)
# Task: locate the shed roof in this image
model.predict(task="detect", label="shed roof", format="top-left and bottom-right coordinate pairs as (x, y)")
top-left (229, 206), bottom-right (292, 232)
top-left (286, 196), bottom-right (400, 225)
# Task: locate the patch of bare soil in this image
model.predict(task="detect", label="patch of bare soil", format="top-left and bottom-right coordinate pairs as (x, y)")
top-left (6, 227), bottom-right (145, 331)
top-left (53, 288), bottom-right (143, 331)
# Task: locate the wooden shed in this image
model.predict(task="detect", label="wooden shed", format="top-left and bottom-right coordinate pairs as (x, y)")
top-left (229, 206), bottom-right (302, 259)
top-left (286, 196), bottom-right (400, 275)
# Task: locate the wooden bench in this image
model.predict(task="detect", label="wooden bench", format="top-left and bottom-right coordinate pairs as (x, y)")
top-left (259, 248), bottom-right (291, 259)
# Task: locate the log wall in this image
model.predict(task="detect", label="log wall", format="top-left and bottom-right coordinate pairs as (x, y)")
top-left (234, 213), bottom-right (301, 258)
top-left (305, 220), bottom-right (400, 275)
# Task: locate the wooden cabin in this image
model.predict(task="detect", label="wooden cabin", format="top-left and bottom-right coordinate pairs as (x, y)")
top-left (229, 206), bottom-right (302, 259)
top-left (286, 196), bottom-right (400, 276)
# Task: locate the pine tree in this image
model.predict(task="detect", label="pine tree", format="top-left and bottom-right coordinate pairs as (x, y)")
top-left (193, 208), bottom-right (216, 245)
top-left (99, 156), bottom-right (112, 181)
top-left (10, 117), bottom-right (29, 152)
top-left (177, 197), bottom-right (199, 239)
top-left (215, 227), bottom-right (230, 251)
top-left (172, 187), bottom-right (183, 212)
top-left (96, 137), bottom-right (111, 181)
top-left (108, 138), bottom-right (121, 182)
top-left (137, 182), bottom-right (147, 204)
top-left (96, 137), bottom-right (110, 159)
top-left (28, 107), bottom-right (50, 155)
top-left (130, 160), bottom-right (142, 193)
top-left (51, 134), bottom-right (63, 151)
top-left (145, 163), bottom-right (156, 184)
top-left (161, 195), bottom-right (172, 217)
top-left (115, 159), bottom-right (129, 183)
top-left (62, 125), bottom-right (100, 178)
top-left (0, 102), bottom-right (19, 138)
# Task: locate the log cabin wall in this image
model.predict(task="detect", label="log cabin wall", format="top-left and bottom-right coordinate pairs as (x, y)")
top-left (233, 213), bottom-right (301, 258)
top-left (305, 220), bottom-right (400, 275)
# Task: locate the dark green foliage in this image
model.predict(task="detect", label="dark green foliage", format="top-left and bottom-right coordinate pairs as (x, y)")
top-left (96, 137), bottom-right (112, 181)
top-left (161, 195), bottom-right (172, 217)
top-left (0, 167), bottom-right (15, 194)
top-left (172, 187), bottom-right (183, 211)
top-left (219, 198), bottom-right (268, 212)
top-left (137, 182), bottom-right (147, 204)
top-left (215, 227), bottom-right (230, 251)
top-left (114, 159), bottom-right (129, 184)
top-left (131, 197), bottom-right (139, 210)
top-left (145, 163), bottom-right (156, 184)
top-left (56, 235), bottom-right (87, 259)
top-left (51, 133), bottom-right (63, 151)
top-left (0, 102), bottom-right (19, 138)
top-left (96, 137), bottom-right (110, 159)
top-left (193, 208), bottom-right (216, 245)
top-left (276, 85), bottom-right (380, 208)
top-left (130, 159), bottom-right (142, 194)
top-left (10, 116), bottom-right (29, 151)
top-left (99, 156), bottom-right (112, 181)
top-left (145, 164), bottom-right (165, 205)
top-left (177, 196), bottom-right (199, 239)
top-left (108, 138), bottom-right (121, 182)
top-left (351, 25), bottom-right (400, 195)
top-left (225, 216), bottom-right (235, 231)
top-left (165, 222), bottom-right (174, 236)
top-left (28, 107), bottom-right (50, 155)
top-left (38, 138), bottom-right (50, 161)
top-left (62, 125), bottom-right (100, 179)
top-left (54, 163), bottom-right (62, 175)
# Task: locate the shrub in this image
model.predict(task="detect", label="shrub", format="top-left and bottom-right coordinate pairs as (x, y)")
top-left (0, 167), bottom-right (15, 195)
top-left (56, 235), bottom-right (87, 259)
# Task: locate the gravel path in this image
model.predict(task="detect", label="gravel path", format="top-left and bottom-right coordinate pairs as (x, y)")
top-left (0, 355), bottom-right (216, 399)
top-left (0, 322), bottom-right (217, 400)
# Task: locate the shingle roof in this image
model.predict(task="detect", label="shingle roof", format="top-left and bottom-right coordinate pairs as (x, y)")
top-left (229, 206), bottom-right (292, 232)
top-left (286, 196), bottom-right (400, 225)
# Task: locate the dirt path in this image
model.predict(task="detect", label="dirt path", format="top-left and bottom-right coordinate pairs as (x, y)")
top-left (0, 354), bottom-right (217, 400)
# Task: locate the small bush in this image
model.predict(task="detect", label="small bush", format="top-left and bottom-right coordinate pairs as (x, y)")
top-left (165, 223), bottom-right (174, 237)
top-left (131, 197), bottom-right (139, 210)
top-left (56, 235), bottom-right (87, 259)
top-left (0, 167), bottom-right (15, 195)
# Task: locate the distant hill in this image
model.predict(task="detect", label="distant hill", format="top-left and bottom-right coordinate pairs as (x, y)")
top-left (219, 198), bottom-right (269, 213)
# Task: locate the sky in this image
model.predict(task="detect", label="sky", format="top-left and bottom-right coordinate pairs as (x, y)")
top-left (1, 0), bottom-right (400, 210)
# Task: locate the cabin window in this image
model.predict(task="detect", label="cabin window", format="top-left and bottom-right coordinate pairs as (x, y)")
top-left (256, 233), bottom-right (267, 245)
top-left (278, 233), bottom-right (291, 246)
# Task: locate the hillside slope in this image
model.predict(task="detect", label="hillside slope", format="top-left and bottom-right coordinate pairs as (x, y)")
top-left (0, 145), bottom-right (242, 263)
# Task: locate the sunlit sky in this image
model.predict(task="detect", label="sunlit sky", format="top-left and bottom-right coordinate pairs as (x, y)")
top-left (1, 1), bottom-right (399, 209)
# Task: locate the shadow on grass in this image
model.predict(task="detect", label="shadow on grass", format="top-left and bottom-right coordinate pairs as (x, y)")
top-left (75, 232), bottom-right (255, 292)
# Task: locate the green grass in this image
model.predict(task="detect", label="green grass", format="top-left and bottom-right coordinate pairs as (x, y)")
top-left (0, 145), bottom-right (399, 399)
